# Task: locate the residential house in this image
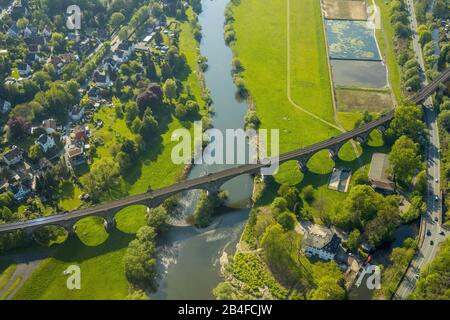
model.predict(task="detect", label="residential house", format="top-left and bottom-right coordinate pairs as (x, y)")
top-left (66, 145), bottom-right (85, 167)
top-left (42, 118), bottom-right (57, 134)
top-left (71, 125), bottom-right (87, 143)
top-left (368, 153), bottom-right (395, 193)
top-left (8, 182), bottom-right (31, 201)
top-left (0, 99), bottom-right (12, 114)
top-left (69, 105), bottom-right (85, 121)
top-left (10, 1), bottom-right (29, 21)
top-left (3, 146), bottom-right (22, 166)
top-left (17, 62), bottom-right (31, 76)
top-left (7, 23), bottom-right (20, 38)
top-left (35, 134), bottom-right (55, 153)
top-left (93, 70), bottom-right (112, 88)
top-left (302, 224), bottom-right (341, 261)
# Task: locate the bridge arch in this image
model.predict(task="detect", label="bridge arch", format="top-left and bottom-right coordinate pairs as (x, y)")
top-left (73, 215), bottom-right (109, 246)
top-left (31, 224), bottom-right (68, 247)
top-left (114, 204), bottom-right (150, 234)
top-left (274, 160), bottom-right (304, 186)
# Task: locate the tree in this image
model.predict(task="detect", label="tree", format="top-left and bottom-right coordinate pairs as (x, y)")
top-left (276, 211), bottom-right (297, 231)
top-left (419, 28), bottom-right (432, 47)
top-left (303, 185), bottom-right (315, 203)
top-left (16, 17), bottom-right (29, 32)
top-left (124, 226), bottom-right (157, 289)
top-left (131, 117), bottom-right (142, 134)
top-left (278, 184), bottom-right (302, 213)
top-left (213, 282), bottom-right (234, 300)
top-left (366, 203), bottom-right (400, 246)
top-left (309, 276), bottom-right (345, 300)
top-left (116, 151), bottom-right (131, 174)
top-left (147, 206), bottom-right (168, 233)
top-left (163, 79), bottom-right (177, 102)
top-left (82, 159), bottom-right (120, 199)
top-left (260, 224), bottom-right (301, 284)
top-left (389, 135), bottom-right (422, 185)
top-left (438, 110), bottom-right (450, 132)
top-left (50, 32), bottom-right (66, 53)
top-left (110, 12), bottom-right (125, 29)
top-left (347, 229), bottom-right (361, 252)
top-left (28, 144), bottom-right (43, 161)
top-left (139, 113), bottom-right (159, 141)
top-left (127, 289), bottom-right (149, 300)
top-left (118, 27), bottom-right (129, 41)
top-left (386, 104), bottom-right (425, 144)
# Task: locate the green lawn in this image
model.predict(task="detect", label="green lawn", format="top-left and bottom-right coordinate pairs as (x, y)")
top-left (374, 0), bottom-right (402, 101)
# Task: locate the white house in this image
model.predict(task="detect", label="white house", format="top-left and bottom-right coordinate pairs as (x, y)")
top-left (0, 99), bottom-right (12, 114)
top-left (302, 224), bottom-right (341, 261)
top-left (35, 134), bottom-right (55, 153)
top-left (3, 146), bottom-right (22, 166)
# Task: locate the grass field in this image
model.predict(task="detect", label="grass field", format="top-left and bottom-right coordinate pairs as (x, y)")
top-left (232, 0), bottom-right (341, 155)
top-left (0, 264), bottom-right (16, 292)
top-left (11, 11), bottom-right (205, 300)
top-left (335, 88), bottom-right (394, 112)
top-left (230, 0), bottom-right (391, 223)
top-left (374, 0), bottom-right (402, 101)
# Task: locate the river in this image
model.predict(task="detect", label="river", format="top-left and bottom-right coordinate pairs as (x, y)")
top-left (153, 0), bottom-right (253, 300)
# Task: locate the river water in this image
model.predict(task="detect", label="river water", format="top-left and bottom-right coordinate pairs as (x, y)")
top-left (153, 0), bottom-right (253, 299)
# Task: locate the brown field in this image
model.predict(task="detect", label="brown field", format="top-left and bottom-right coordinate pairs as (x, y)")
top-left (322, 0), bottom-right (368, 20)
top-left (335, 88), bottom-right (394, 112)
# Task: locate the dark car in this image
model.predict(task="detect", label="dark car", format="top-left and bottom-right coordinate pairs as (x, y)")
top-left (427, 230), bottom-right (432, 236)
top-left (430, 240), bottom-right (434, 245)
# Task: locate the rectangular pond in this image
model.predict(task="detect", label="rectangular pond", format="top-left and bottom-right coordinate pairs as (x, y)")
top-left (325, 19), bottom-right (381, 60)
top-left (330, 59), bottom-right (388, 88)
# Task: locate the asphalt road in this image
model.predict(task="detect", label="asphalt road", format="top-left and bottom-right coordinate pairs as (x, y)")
top-left (394, 0), bottom-right (448, 299)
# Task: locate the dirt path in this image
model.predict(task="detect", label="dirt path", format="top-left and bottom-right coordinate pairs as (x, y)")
top-left (0, 250), bottom-right (50, 300)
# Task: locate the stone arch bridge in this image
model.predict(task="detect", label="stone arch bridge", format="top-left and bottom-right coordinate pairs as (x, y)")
top-left (0, 68), bottom-right (449, 236)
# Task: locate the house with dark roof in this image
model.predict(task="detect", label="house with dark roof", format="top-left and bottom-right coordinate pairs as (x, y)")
top-left (8, 182), bottom-right (31, 201)
top-left (7, 23), bottom-right (20, 38)
top-left (3, 146), bottom-right (22, 166)
top-left (35, 134), bottom-right (55, 153)
top-left (69, 105), bottom-right (85, 121)
top-left (18, 62), bottom-right (31, 76)
top-left (368, 153), bottom-right (395, 193)
top-left (93, 70), bottom-right (112, 88)
top-left (302, 224), bottom-right (341, 261)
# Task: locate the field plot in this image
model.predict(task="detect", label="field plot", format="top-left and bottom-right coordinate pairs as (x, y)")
top-left (330, 59), bottom-right (388, 88)
top-left (335, 88), bottom-right (393, 112)
top-left (325, 20), bottom-right (381, 60)
top-left (322, 0), bottom-right (368, 20)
